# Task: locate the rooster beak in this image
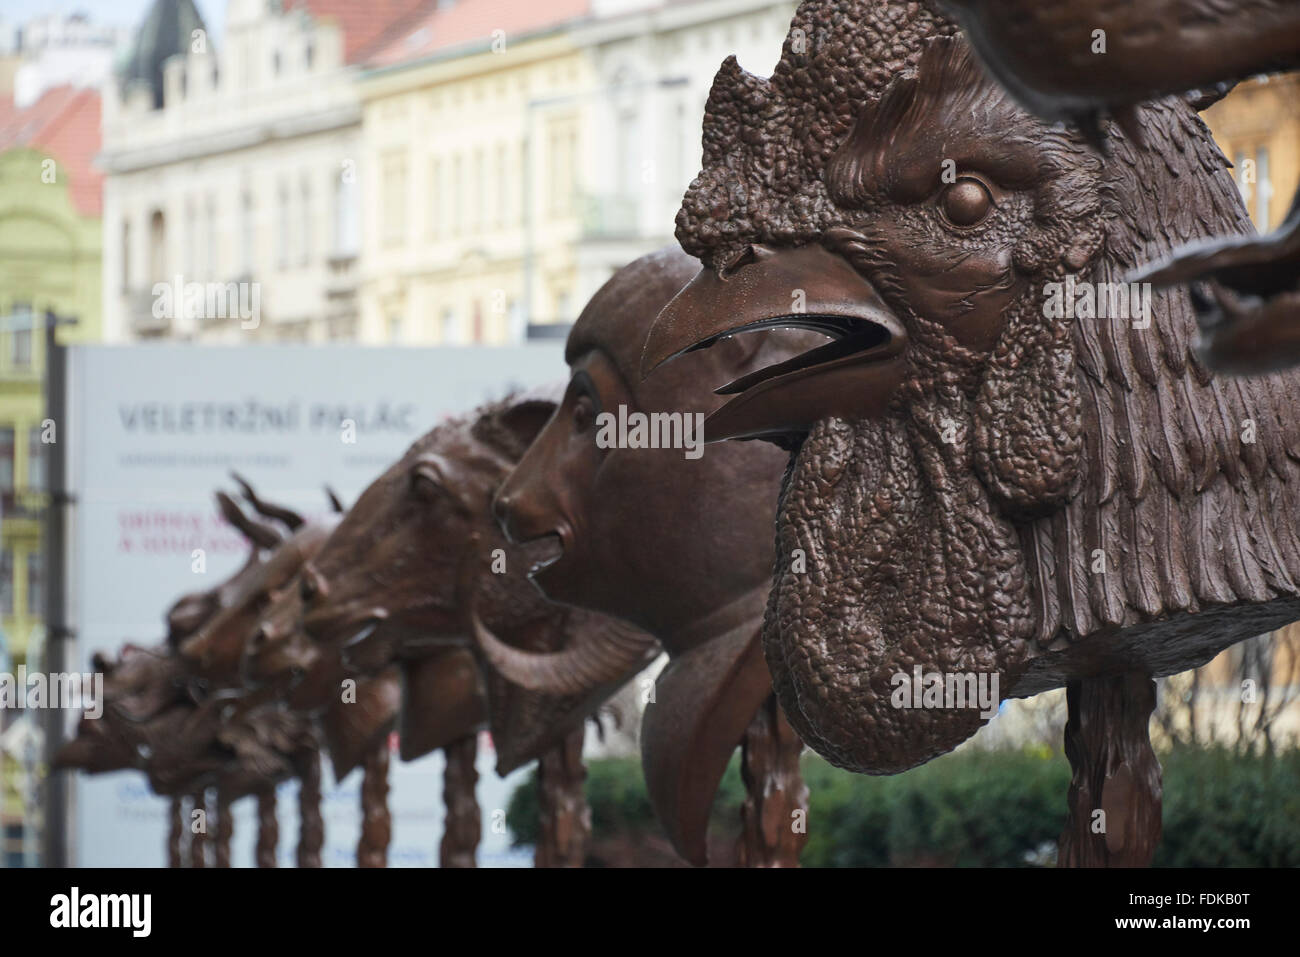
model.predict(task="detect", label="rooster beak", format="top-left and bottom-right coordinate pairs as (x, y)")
top-left (640, 243), bottom-right (908, 442)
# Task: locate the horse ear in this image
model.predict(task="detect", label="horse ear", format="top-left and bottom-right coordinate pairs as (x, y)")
top-left (324, 486), bottom-right (345, 513)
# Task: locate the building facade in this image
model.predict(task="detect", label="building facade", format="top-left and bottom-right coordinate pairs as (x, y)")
top-left (358, 3), bottom-right (593, 345)
top-left (7, 12), bottom-right (126, 109)
top-left (570, 0), bottom-right (794, 310)
top-left (97, 0), bottom-right (801, 346)
top-left (1204, 73), bottom-right (1300, 235)
top-left (0, 83), bottom-right (103, 867)
top-left (356, 0), bottom-right (796, 345)
top-left (100, 0), bottom-right (431, 344)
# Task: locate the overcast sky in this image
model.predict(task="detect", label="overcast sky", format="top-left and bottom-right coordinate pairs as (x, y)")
top-left (0, 0), bottom-right (226, 39)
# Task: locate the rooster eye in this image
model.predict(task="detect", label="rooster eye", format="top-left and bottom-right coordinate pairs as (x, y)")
top-left (939, 177), bottom-right (994, 228)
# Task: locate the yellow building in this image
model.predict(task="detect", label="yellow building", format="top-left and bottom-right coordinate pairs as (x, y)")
top-left (0, 84), bottom-right (102, 866)
top-left (357, 0), bottom-right (796, 344)
top-left (0, 86), bottom-right (102, 667)
top-left (1204, 72), bottom-right (1300, 234)
top-left (359, 6), bottom-right (593, 345)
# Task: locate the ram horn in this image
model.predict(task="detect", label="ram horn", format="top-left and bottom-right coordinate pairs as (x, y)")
top-left (215, 491), bottom-right (283, 549)
top-left (231, 472), bottom-right (305, 530)
top-left (469, 601), bottom-right (657, 697)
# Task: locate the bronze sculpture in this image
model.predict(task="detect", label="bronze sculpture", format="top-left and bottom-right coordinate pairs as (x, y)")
top-left (252, 393), bottom-right (659, 867)
top-left (171, 493), bottom-right (348, 866)
top-left (183, 486), bottom-right (405, 868)
top-left (641, 0), bottom-right (1300, 865)
top-left (57, 486), bottom-right (325, 867)
top-left (933, 0), bottom-right (1300, 375)
top-left (488, 247), bottom-right (815, 866)
top-left (243, 582), bottom-right (403, 868)
top-left (59, 484), bottom-right (390, 867)
top-left (54, 641), bottom-right (322, 868)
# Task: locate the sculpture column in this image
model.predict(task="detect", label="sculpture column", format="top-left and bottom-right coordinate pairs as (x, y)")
top-left (189, 790), bottom-right (207, 868)
top-left (1058, 673), bottom-right (1162, 867)
top-left (297, 748), bottom-right (324, 868)
top-left (167, 797), bottom-right (184, 867)
top-left (737, 694), bottom-right (809, 868)
top-left (256, 790), bottom-right (278, 868)
top-left (440, 734), bottom-right (480, 868)
top-left (535, 725), bottom-right (589, 868)
top-left (357, 739), bottom-right (391, 868)
top-left (213, 788), bottom-right (233, 868)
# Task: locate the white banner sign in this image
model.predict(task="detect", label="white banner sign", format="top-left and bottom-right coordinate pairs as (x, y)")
top-left (65, 343), bottom-right (565, 867)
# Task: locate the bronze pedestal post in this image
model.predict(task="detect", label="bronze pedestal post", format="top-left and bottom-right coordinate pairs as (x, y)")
top-left (297, 747), bottom-right (324, 868)
top-left (534, 725), bottom-right (589, 868)
top-left (440, 734), bottom-right (480, 868)
top-left (1059, 674), bottom-right (1162, 867)
top-left (737, 695), bottom-right (809, 868)
top-left (357, 740), bottom-right (391, 868)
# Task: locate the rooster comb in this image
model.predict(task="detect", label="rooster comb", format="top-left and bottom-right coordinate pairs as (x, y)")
top-left (677, 0), bottom-right (956, 266)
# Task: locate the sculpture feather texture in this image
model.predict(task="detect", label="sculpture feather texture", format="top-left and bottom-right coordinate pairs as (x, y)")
top-left (666, 0), bottom-right (1300, 774)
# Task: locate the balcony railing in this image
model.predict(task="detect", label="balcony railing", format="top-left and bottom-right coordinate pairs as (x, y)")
top-left (325, 254), bottom-right (358, 298)
top-left (126, 288), bottom-right (169, 336)
top-left (579, 193), bottom-right (641, 240)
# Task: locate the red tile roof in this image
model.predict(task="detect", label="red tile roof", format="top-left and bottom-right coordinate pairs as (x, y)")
top-left (369, 0), bottom-right (591, 69)
top-left (285, 0), bottom-right (442, 65)
top-left (0, 86), bottom-right (102, 217)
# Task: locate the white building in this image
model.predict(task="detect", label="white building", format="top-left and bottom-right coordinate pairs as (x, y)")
top-left (354, 0), bottom-right (796, 348)
top-left (9, 12), bottom-right (127, 108)
top-left (571, 0), bottom-right (795, 308)
top-left (101, 0), bottom-right (799, 345)
top-left (100, 0), bottom-right (429, 343)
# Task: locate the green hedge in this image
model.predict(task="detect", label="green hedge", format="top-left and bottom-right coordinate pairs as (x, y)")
top-left (1157, 745), bottom-right (1300, 867)
top-left (505, 745), bottom-right (1300, 866)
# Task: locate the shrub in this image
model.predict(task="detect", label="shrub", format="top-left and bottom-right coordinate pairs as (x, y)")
top-left (505, 744), bottom-right (1300, 866)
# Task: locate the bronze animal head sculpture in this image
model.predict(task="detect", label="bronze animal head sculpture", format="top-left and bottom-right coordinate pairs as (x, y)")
top-left (275, 394), bottom-right (658, 775)
top-left (491, 247), bottom-right (815, 863)
top-left (59, 484), bottom-right (321, 793)
top-left (164, 487), bottom-right (286, 643)
top-left (493, 248), bottom-right (804, 644)
top-left (54, 644), bottom-right (189, 775)
top-left (935, 0), bottom-right (1300, 138)
top-left (55, 639), bottom-right (297, 806)
top-left (643, 1), bottom-right (1300, 775)
top-left (933, 0), bottom-right (1300, 375)
top-left (178, 511), bottom-right (338, 690)
top-left (59, 484), bottom-right (387, 868)
top-left (296, 391), bottom-right (558, 673)
top-left (239, 580), bottom-right (401, 780)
